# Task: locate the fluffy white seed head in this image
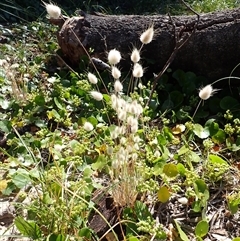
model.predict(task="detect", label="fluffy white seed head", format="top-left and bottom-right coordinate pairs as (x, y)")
top-left (43, 2), bottom-right (61, 19)
top-left (131, 48), bottom-right (140, 63)
top-left (140, 26), bottom-right (154, 45)
top-left (108, 49), bottom-right (121, 65)
top-left (133, 63), bottom-right (144, 78)
top-left (117, 109), bottom-right (127, 121)
top-left (90, 91), bottom-right (103, 101)
top-left (88, 72), bottom-right (98, 84)
top-left (111, 66), bottom-right (121, 79)
top-left (199, 84), bottom-right (218, 100)
top-left (83, 122), bottom-right (94, 131)
top-left (114, 80), bottom-right (123, 93)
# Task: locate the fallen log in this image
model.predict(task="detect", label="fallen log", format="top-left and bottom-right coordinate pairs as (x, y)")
top-left (52, 8), bottom-right (240, 80)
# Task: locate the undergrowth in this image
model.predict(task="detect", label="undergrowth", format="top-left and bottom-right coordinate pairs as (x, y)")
top-left (0, 2), bottom-right (240, 241)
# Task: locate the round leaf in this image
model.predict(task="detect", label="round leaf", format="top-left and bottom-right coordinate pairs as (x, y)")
top-left (163, 163), bottom-right (178, 178)
top-left (193, 124), bottom-right (209, 139)
top-left (195, 220), bottom-right (209, 237)
top-left (220, 96), bottom-right (239, 110)
top-left (157, 186), bottom-right (171, 203)
top-left (212, 129), bottom-right (226, 144)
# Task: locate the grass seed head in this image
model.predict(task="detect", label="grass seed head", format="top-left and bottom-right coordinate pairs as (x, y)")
top-left (108, 49), bottom-right (121, 65)
top-left (133, 63), bottom-right (144, 78)
top-left (140, 26), bottom-right (154, 45)
top-left (131, 48), bottom-right (140, 63)
top-left (114, 80), bottom-right (123, 93)
top-left (90, 91), bottom-right (103, 101)
top-left (43, 2), bottom-right (61, 19)
top-left (199, 84), bottom-right (218, 100)
top-left (112, 66), bottom-right (121, 79)
top-left (87, 72), bottom-right (98, 84)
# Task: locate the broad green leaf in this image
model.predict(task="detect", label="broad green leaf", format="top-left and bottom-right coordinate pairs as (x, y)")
top-left (34, 94), bottom-right (45, 106)
top-left (174, 220), bottom-right (190, 241)
top-left (220, 96), bottom-right (239, 110)
top-left (228, 201), bottom-right (239, 214)
top-left (163, 163), bottom-right (178, 178)
top-left (79, 227), bottom-right (91, 238)
top-left (11, 169), bottom-right (31, 188)
top-left (0, 120), bottom-right (12, 133)
top-left (195, 220), bottom-right (209, 237)
top-left (47, 233), bottom-right (66, 241)
top-left (134, 200), bottom-right (152, 221)
top-left (157, 186), bottom-right (171, 203)
top-left (232, 238), bottom-right (240, 241)
top-left (195, 179), bottom-right (207, 193)
top-left (212, 129), bottom-right (226, 144)
top-left (88, 116), bottom-right (98, 126)
top-left (14, 216), bottom-right (41, 240)
top-left (208, 154), bottom-right (228, 165)
top-left (193, 124), bottom-right (209, 139)
top-left (205, 119), bottom-right (219, 136)
top-left (91, 155), bottom-right (107, 171)
top-left (177, 163), bottom-right (186, 176)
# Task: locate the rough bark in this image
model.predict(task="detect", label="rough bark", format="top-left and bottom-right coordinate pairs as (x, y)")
top-left (54, 9), bottom-right (240, 80)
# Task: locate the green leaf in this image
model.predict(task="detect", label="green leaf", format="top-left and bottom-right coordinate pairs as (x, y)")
top-left (11, 168), bottom-right (31, 188)
top-left (177, 163), bottom-right (186, 176)
top-left (228, 200), bottom-right (239, 214)
top-left (134, 200), bottom-right (152, 221)
top-left (34, 94), bottom-right (45, 106)
top-left (212, 129), bottom-right (226, 144)
top-left (157, 186), bottom-right (171, 203)
top-left (163, 163), bottom-right (178, 178)
top-left (0, 120), bottom-right (12, 133)
top-left (193, 124), bottom-right (209, 139)
top-left (205, 119), bottom-right (219, 136)
top-left (14, 216), bottom-right (41, 240)
top-left (47, 233), bottom-right (66, 241)
top-left (128, 237), bottom-right (140, 241)
top-left (78, 227), bottom-right (91, 238)
top-left (174, 220), bottom-right (190, 241)
top-left (195, 220), bottom-right (209, 237)
top-left (195, 179), bottom-right (207, 193)
top-left (232, 238), bottom-right (240, 241)
top-left (220, 96), bottom-right (239, 110)
top-left (54, 97), bottom-right (64, 110)
top-left (208, 154), bottom-right (228, 165)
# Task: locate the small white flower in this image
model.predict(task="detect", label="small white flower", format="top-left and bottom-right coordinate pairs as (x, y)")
top-left (131, 48), bottom-right (140, 63)
top-left (108, 49), bottom-right (121, 65)
top-left (83, 122), bottom-right (94, 131)
top-left (43, 2), bottom-right (61, 19)
top-left (111, 66), bottom-right (121, 79)
top-left (88, 72), bottom-right (98, 84)
top-left (90, 91), bottom-right (103, 101)
top-left (140, 26), bottom-right (154, 45)
top-left (199, 84), bottom-right (218, 100)
top-left (133, 63), bottom-right (143, 78)
top-left (114, 80), bottom-right (123, 93)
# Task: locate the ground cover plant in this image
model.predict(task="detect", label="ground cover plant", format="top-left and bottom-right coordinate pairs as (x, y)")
top-left (1, 1), bottom-right (240, 241)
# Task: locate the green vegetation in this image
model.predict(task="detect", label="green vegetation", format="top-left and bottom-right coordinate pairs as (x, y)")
top-left (0, 1), bottom-right (240, 241)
